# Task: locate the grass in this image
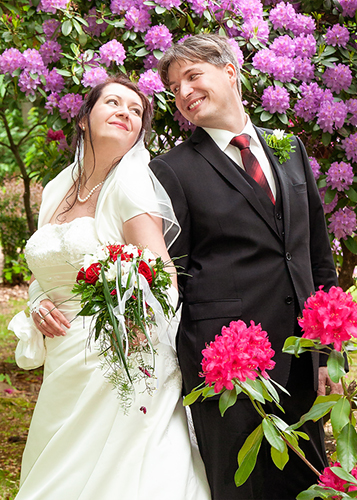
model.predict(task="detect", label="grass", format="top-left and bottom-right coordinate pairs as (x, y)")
top-left (0, 293), bottom-right (43, 500)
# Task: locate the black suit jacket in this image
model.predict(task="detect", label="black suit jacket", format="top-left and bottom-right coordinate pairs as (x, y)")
top-left (150, 126), bottom-right (338, 394)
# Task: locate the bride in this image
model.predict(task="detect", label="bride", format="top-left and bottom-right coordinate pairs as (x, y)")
top-left (10, 75), bottom-right (211, 500)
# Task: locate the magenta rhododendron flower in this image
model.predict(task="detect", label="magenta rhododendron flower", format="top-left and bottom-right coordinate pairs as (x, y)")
top-left (319, 462), bottom-right (357, 495)
top-left (298, 286), bottom-right (357, 351)
top-left (201, 320), bottom-right (275, 393)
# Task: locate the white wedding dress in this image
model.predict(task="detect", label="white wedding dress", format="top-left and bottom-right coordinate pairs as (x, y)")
top-left (15, 217), bottom-right (211, 500)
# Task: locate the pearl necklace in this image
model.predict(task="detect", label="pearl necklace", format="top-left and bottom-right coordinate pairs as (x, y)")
top-left (77, 175), bottom-right (104, 203)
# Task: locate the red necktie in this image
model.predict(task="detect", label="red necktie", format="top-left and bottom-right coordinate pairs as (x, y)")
top-left (230, 134), bottom-right (275, 204)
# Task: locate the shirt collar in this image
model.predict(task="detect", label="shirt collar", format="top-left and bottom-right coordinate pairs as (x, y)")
top-left (203, 115), bottom-right (261, 151)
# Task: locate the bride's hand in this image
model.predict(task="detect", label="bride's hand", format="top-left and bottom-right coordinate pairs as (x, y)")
top-left (32, 299), bottom-right (71, 338)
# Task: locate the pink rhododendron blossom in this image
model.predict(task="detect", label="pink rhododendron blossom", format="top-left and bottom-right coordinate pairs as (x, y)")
top-left (84, 8), bottom-right (108, 37)
top-left (100, 40), bottom-right (126, 67)
top-left (22, 49), bottom-right (45, 73)
top-left (46, 129), bottom-right (65, 142)
top-left (43, 19), bottom-right (61, 39)
top-left (39, 0), bottom-right (68, 14)
top-left (0, 48), bottom-right (24, 76)
top-left (294, 57), bottom-right (315, 83)
top-left (44, 68), bottom-right (65, 93)
top-left (262, 85), bottom-right (290, 114)
top-left (317, 100), bottom-right (347, 134)
top-left (82, 67), bottom-right (108, 88)
top-left (271, 55), bottom-right (294, 82)
top-left (201, 320), bottom-right (275, 393)
top-left (110, 0), bottom-right (133, 14)
top-left (346, 99), bottom-right (357, 126)
top-left (325, 24), bottom-right (350, 47)
top-left (339, 0), bottom-right (357, 17)
top-left (138, 69), bottom-right (165, 95)
top-left (294, 34), bottom-right (316, 58)
top-left (309, 157), bottom-right (321, 180)
top-left (323, 64), bottom-right (353, 94)
top-left (290, 13), bottom-right (316, 36)
top-left (269, 2), bottom-right (296, 30)
top-left (299, 286), bottom-right (357, 351)
top-left (319, 462), bottom-right (357, 495)
top-left (189, 0), bottom-right (210, 15)
top-left (39, 41), bottom-right (62, 65)
top-left (252, 49), bottom-right (276, 74)
top-left (270, 35), bottom-right (295, 57)
top-left (144, 54), bottom-right (159, 70)
top-left (237, 0), bottom-right (264, 20)
top-left (58, 93), bottom-right (83, 122)
top-left (125, 7), bottom-right (151, 32)
top-left (18, 70), bottom-right (41, 96)
top-left (241, 17), bottom-right (270, 43)
top-left (326, 161), bottom-right (353, 191)
top-left (45, 92), bottom-right (60, 114)
top-left (145, 25), bottom-right (172, 51)
top-left (227, 39), bottom-right (244, 68)
top-left (173, 110), bottom-right (196, 132)
top-left (329, 207), bottom-right (357, 242)
top-left (342, 132), bottom-right (357, 163)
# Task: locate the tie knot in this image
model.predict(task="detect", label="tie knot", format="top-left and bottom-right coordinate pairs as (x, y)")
top-left (230, 133), bottom-right (250, 151)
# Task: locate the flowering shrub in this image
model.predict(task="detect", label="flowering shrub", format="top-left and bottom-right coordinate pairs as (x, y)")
top-left (1, 0), bottom-right (357, 286)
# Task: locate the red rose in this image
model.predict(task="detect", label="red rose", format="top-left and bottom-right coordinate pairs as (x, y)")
top-left (76, 267), bottom-right (85, 282)
top-left (110, 289), bottom-right (117, 296)
top-left (85, 263), bottom-right (101, 284)
top-left (107, 244), bottom-right (124, 262)
top-left (138, 261), bottom-right (155, 286)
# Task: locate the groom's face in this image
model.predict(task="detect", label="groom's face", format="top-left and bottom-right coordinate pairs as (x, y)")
top-left (168, 59), bottom-right (239, 130)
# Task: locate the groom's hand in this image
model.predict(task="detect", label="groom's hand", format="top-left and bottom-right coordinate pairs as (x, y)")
top-left (317, 366), bottom-right (343, 396)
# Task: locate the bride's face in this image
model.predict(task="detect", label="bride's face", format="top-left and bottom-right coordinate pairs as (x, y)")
top-left (87, 82), bottom-right (144, 154)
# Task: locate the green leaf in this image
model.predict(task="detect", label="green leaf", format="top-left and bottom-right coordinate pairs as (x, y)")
top-left (344, 236), bottom-right (357, 255)
top-left (240, 73), bottom-right (252, 92)
top-left (288, 401), bottom-right (337, 430)
top-left (336, 423), bottom-right (357, 471)
top-left (278, 113), bottom-right (288, 125)
top-left (262, 418), bottom-right (285, 453)
top-left (135, 47), bottom-right (150, 57)
top-left (322, 132), bottom-right (332, 146)
top-left (330, 397), bottom-right (351, 437)
top-left (259, 376), bottom-right (280, 404)
top-left (238, 424), bottom-right (263, 465)
top-left (72, 18), bottom-right (83, 35)
top-left (219, 388), bottom-right (237, 416)
top-left (261, 111), bottom-right (273, 122)
top-left (327, 349), bottom-right (346, 383)
top-left (155, 5), bottom-right (166, 13)
top-left (330, 466), bottom-right (357, 485)
top-left (62, 19), bottom-right (73, 36)
top-left (271, 442), bottom-right (289, 470)
top-left (346, 187), bottom-right (357, 203)
top-left (183, 389), bottom-right (203, 406)
top-left (240, 379), bottom-right (265, 403)
top-left (153, 50), bottom-right (164, 60)
top-left (324, 186), bottom-right (336, 204)
top-left (235, 425), bottom-right (263, 487)
top-left (56, 69), bottom-right (72, 77)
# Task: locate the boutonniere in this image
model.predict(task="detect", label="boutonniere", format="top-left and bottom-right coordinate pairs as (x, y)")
top-left (262, 129), bottom-right (296, 164)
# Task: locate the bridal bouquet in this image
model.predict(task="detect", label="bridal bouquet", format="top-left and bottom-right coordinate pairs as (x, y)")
top-left (72, 243), bottom-right (174, 412)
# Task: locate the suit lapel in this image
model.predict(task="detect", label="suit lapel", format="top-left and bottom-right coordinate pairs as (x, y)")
top-left (191, 128), bottom-right (280, 237)
top-left (255, 127), bottom-right (291, 243)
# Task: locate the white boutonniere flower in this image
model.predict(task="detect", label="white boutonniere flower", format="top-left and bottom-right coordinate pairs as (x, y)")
top-left (263, 129), bottom-right (296, 164)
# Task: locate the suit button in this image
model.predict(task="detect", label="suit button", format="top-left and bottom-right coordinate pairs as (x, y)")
top-left (286, 252), bottom-right (292, 261)
top-left (276, 213), bottom-right (282, 220)
top-left (285, 296), bottom-right (293, 305)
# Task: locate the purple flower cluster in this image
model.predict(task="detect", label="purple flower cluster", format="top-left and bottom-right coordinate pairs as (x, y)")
top-left (320, 187), bottom-right (338, 214)
top-left (270, 35), bottom-right (295, 57)
top-left (84, 8), bottom-right (108, 37)
top-left (44, 68), bottom-right (65, 93)
top-left (290, 13), bottom-right (315, 36)
top-left (317, 100), bottom-right (347, 134)
top-left (138, 69), bottom-right (165, 95)
top-left (110, 0), bottom-right (134, 13)
top-left (39, 41), bottom-right (62, 65)
top-left (252, 49), bottom-right (276, 73)
top-left (43, 19), bottom-right (61, 39)
top-left (272, 56), bottom-right (294, 82)
top-left (262, 85), bottom-right (290, 114)
top-left (144, 55), bottom-right (159, 70)
top-left (339, 0), bottom-right (357, 17)
top-left (0, 48), bottom-right (24, 76)
top-left (342, 133), bottom-right (357, 163)
top-left (39, 0), bottom-right (68, 14)
top-left (45, 92), bottom-right (60, 114)
top-left (237, 0), bottom-right (264, 19)
top-left (294, 57), bottom-right (315, 82)
top-left (323, 64), bottom-right (352, 94)
top-left (125, 7), bottom-right (151, 32)
top-left (346, 99), bottom-right (357, 126)
top-left (308, 157), bottom-right (321, 180)
top-left (22, 49), bottom-right (45, 73)
top-left (189, 0), bottom-right (210, 15)
top-left (158, 0), bottom-right (182, 8)
top-left (332, 239), bottom-right (342, 256)
top-left (269, 2), bottom-right (296, 30)
top-left (227, 39), bottom-right (244, 67)
top-left (58, 93), bottom-right (83, 122)
top-left (19, 71), bottom-right (41, 96)
top-left (173, 110), bottom-right (196, 132)
top-left (241, 17), bottom-right (270, 43)
top-left (294, 34), bottom-right (316, 58)
top-left (294, 83), bottom-right (333, 122)
top-left (100, 40), bottom-right (126, 67)
top-left (82, 67), bottom-right (108, 88)
top-left (145, 25), bottom-right (172, 51)
top-left (329, 207), bottom-right (357, 240)
top-left (326, 161), bottom-right (353, 191)
top-left (325, 24), bottom-right (350, 47)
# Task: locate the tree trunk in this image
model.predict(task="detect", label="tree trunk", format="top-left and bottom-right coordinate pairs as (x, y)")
top-left (338, 241), bottom-right (357, 291)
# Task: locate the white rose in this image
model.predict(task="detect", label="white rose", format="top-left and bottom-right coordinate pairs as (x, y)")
top-left (94, 246), bottom-right (109, 262)
top-left (83, 254), bottom-right (97, 271)
top-left (273, 129), bottom-right (284, 140)
top-left (141, 248), bottom-right (156, 263)
top-left (122, 244), bottom-right (139, 258)
top-left (104, 262), bottom-right (117, 282)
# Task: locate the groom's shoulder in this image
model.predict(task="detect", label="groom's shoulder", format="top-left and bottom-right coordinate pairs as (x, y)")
top-left (152, 127), bottom-right (206, 165)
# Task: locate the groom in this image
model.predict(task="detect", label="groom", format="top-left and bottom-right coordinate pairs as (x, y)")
top-left (150, 34), bottom-right (339, 500)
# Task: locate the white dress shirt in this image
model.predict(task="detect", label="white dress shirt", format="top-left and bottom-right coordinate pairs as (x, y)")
top-left (203, 117), bottom-right (276, 199)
